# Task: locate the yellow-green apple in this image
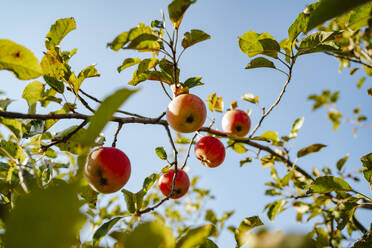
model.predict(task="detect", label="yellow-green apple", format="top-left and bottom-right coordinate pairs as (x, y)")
top-left (194, 136), bottom-right (225, 168)
top-left (222, 109), bottom-right (251, 137)
top-left (85, 147), bottom-right (131, 194)
top-left (166, 94), bottom-right (207, 133)
top-left (158, 169), bottom-right (190, 199)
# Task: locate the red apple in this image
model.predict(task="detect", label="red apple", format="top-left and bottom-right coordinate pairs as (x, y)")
top-left (194, 136), bottom-right (225, 168)
top-left (166, 94), bottom-right (207, 133)
top-left (158, 169), bottom-right (190, 199)
top-left (84, 147), bottom-right (131, 194)
top-left (222, 109), bottom-right (251, 137)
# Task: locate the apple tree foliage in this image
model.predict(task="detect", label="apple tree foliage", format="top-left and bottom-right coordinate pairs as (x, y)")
top-left (0, 0), bottom-right (371, 247)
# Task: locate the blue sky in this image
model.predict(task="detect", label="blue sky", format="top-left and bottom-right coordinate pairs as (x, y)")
top-left (1, 0), bottom-right (372, 246)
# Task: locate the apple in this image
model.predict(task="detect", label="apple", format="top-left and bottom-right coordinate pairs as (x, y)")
top-left (84, 147), bottom-right (131, 194)
top-left (166, 93), bottom-right (207, 133)
top-left (158, 169), bottom-right (190, 199)
top-left (194, 136), bottom-right (225, 168)
top-left (222, 109), bottom-right (251, 137)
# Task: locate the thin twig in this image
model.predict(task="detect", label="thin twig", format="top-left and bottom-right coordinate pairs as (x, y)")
top-left (160, 82), bottom-right (173, 100)
top-left (79, 89), bottom-right (146, 118)
top-left (41, 120), bottom-right (89, 152)
top-left (325, 52), bottom-right (372, 69)
top-left (112, 122), bottom-right (124, 147)
top-left (249, 61), bottom-right (294, 138)
top-left (181, 133), bottom-right (198, 170)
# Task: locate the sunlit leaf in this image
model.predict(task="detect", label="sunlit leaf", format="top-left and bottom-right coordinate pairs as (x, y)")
top-left (168, 0), bottom-right (196, 29)
top-left (266, 200), bottom-right (286, 221)
top-left (360, 153), bottom-right (372, 183)
top-left (183, 77), bottom-right (203, 88)
top-left (297, 144), bottom-right (327, 157)
top-left (176, 224), bottom-right (213, 248)
top-left (307, 0), bottom-right (372, 32)
top-left (22, 81), bottom-right (44, 113)
top-left (241, 93), bottom-right (259, 104)
top-left (206, 93), bottom-right (223, 112)
top-left (182, 29), bottom-right (211, 49)
top-left (45, 17), bottom-right (76, 50)
top-left (337, 154), bottom-right (350, 171)
top-left (93, 216), bottom-right (123, 246)
top-left (155, 147), bottom-right (167, 160)
top-left (245, 57), bottom-right (275, 69)
top-left (122, 189), bottom-right (136, 214)
top-left (234, 216), bottom-right (264, 247)
top-left (239, 31), bottom-right (280, 59)
top-left (0, 39), bottom-right (43, 80)
top-left (124, 221), bottom-right (176, 248)
top-left (4, 183), bottom-right (84, 248)
top-left (117, 58), bottom-right (141, 73)
top-left (309, 176), bottom-right (352, 193)
top-left (298, 31), bottom-right (340, 55)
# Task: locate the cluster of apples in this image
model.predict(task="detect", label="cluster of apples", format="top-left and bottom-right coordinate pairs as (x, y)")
top-left (84, 93), bottom-right (251, 200)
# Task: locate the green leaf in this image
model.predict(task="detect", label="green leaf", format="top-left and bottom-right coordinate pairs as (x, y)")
top-left (124, 221), bottom-right (176, 248)
top-left (124, 34), bottom-right (160, 52)
top-left (368, 88), bottom-right (372, 97)
top-left (108, 32), bottom-right (129, 51)
top-left (310, 176), bottom-right (352, 193)
top-left (336, 154), bottom-right (349, 171)
top-left (328, 110), bottom-right (342, 130)
top-left (176, 224), bottom-right (213, 248)
top-left (175, 137), bottom-right (191, 144)
top-left (357, 76), bottom-right (366, 88)
top-left (0, 39), bottom-right (43, 80)
top-left (143, 173), bottom-right (158, 192)
top-left (81, 88), bottom-right (137, 146)
top-left (205, 210), bottom-right (218, 224)
top-left (289, 117), bottom-right (305, 139)
top-left (45, 17), bottom-right (76, 50)
top-left (182, 29), bottom-right (211, 49)
top-left (297, 144), bottom-right (327, 157)
top-left (78, 64), bottom-right (100, 80)
top-left (117, 58), bottom-right (141, 73)
top-left (239, 31), bottom-right (280, 59)
top-left (93, 217), bottom-right (122, 246)
top-left (168, 0), bottom-right (196, 29)
top-left (122, 189), bottom-right (136, 214)
top-left (183, 77), bottom-right (203, 88)
top-left (22, 81), bottom-right (44, 114)
top-left (227, 140), bottom-right (247, 154)
top-left (298, 31), bottom-right (340, 55)
top-left (240, 157), bottom-right (252, 167)
top-left (129, 58), bottom-right (159, 86)
top-left (0, 98), bottom-right (13, 111)
top-left (349, 2), bottom-right (372, 30)
top-left (245, 57), bottom-right (275, 69)
top-left (0, 118), bottom-right (23, 139)
top-left (155, 147), bottom-right (167, 160)
top-left (307, 0), bottom-right (372, 32)
top-left (360, 153), bottom-right (372, 183)
top-left (198, 239), bottom-right (218, 248)
top-left (241, 93), bottom-right (259, 104)
top-left (235, 216), bottom-right (264, 247)
top-left (44, 76), bottom-right (64, 94)
top-left (266, 200), bottom-right (286, 221)
top-left (252, 131), bottom-right (279, 143)
top-left (205, 93), bottom-right (223, 112)
top-left (4, 183), bottom-right (84, 248)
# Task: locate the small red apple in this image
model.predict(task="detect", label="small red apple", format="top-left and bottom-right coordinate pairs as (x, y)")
top-left (84, 147), bottom-right (131, 194)
top-left (222, 109), bottom-right (251, 137)
top-left (166, 93), bottom-right (207, 133)
top-left (158, 169), bottom-right (190, 199)
top-left (194, 136), bottom-right (225, 168)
